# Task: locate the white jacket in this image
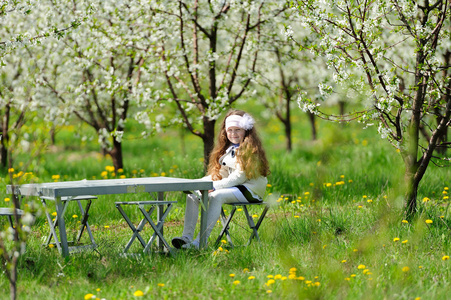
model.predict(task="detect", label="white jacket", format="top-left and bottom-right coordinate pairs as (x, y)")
top-left (207, 145), bottom-right (267, 199)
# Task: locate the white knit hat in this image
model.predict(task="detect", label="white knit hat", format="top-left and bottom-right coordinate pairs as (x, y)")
top-left (225, 113), bottom-right (255, 130)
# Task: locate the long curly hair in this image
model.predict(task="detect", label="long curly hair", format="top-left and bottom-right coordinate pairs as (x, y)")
top-left (207, 109), bottom-right (270, 180)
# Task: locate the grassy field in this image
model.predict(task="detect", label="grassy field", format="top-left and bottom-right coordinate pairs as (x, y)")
top-left (0, 109), bottom-right (450, 299)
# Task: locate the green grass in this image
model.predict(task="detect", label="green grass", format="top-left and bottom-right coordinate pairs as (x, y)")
top-left (0, 111), bottom-right (450, 299)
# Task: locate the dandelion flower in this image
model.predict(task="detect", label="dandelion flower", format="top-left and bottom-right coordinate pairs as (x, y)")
top-left (402, 220), bottom-right (409, 224)
top-left (233, 280), bottom-right (240, 285)
top-left (133, 290), bottom-right (144, 297)
top-left (442, 255), bottom-right (450, 261)
top-left (402, 266), bottom-right (410, 272)
top-left (402, 240), bottom-right (408, 244)
top-left (243, 268), bottom-right (249, 273)
top-left (266, 290), bottom-right (272, 294)
top-left (84, 294), bottom-right (95, 300)
top-left (229, 274), bottom-right (235, 278)
top-left (266, 279), bottom-right (275, 286)
top-left (158, 283), bottom-right (165, 287)
top-left (289, 267), bottom-right (297, 272)
top-left (422, 197), bottom-right (430, 203)
top-left (425, 219), bottom-right (433, 224)
top-left (248, 276), bottom-right (255, 280)
top-left (341, 260), bottom-right (347, 263)
top-left (274, 274), bottom-right (282, 279)
top-left (357, 265), bottom-right (366, 269)
top-left (4, 198), bottom-right (10, 202)
top-left (393, 237), bottom-right (400, 242)
top-left (72, 215), bottom-right (78, 219)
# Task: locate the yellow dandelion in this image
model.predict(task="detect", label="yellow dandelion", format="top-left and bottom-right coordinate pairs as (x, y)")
top-left (442, 255), bottom-right (450, 261)
top-left (341, 260), bottom-right (347, 263)
top-left (274, 274), bottom-right (282, 279)
top-left (267, 275), bottom-right (274, 278)
top-left (357, 264), bottom-right (366, 269)
top-left (350, 274), bottom-right (356, 277)
top-left (104, 225), bottom-right (110, 229)
top-left (229, 274), bottom-right (235, 278)
top-left (425, 219), bottom-right (433, 224)
top-left (233, 280), bottom-right (240, 285)
top-left (266, 279), bottom-right (275, 286)
top-left (266, 290), bottom-right (272, 294)
top-left (243, 268), bottom-right (249, 272)
top-left (422, 197), bottom-right (430, 203)
top-left (133, 290), bottom-right (144, 297)
top-left (158, 283), bottom-right (165, 287)
top-left (345, 277), bottom-right (351, 281)
top-left (444, 196), bottom-right (449, 200)
top-left (289, 267), bottom-right (297, 272)
top-left (267, 184), bottom-right (272, 188)
top-left (402, 266), bottom-right (410, 272)
top-left (248, 276), bottom-right (255, 280)
top-left (4, 198), bottom-right (10, 202)
top-left (402, 240), bottom-right (408, 244)
top-left (252, 214), bottom-right (258, 218)
top-left (52, 212), bottom-right (57, 217)
top-left (393, 237), bottom-right (400, 242)
top-left (84, 294), bottom-right (95, 300)
top-left (402, 220), bottom-right (409, 224)
top-left (48, 244), bottom-right (54, 248)
top-left (297, 276), bottom-right (305, 281)
top-left (72, 214), bottom-right (78, 219)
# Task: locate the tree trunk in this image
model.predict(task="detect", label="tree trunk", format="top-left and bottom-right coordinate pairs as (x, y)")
top-left (202, 116), bottom-right (216, 172)
top-left (0, 139), bottom-right (7, 168)
top-left (109, 139), bottom-right (124, 171)
top-left (284, 119), bottom-right (292, 152)
top-left (9, 269), bottom-right (17, 300)
top-left (308, 112), bottom-right (317, 141)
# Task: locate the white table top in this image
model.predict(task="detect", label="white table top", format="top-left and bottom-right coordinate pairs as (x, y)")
top-left (7, 177), bottom-right (213, 199)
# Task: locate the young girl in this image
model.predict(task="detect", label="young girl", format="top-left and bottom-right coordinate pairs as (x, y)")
top-left (172, 109), bottom-right (270, 249)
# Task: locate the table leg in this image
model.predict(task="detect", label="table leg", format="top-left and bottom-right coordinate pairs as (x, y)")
top-left (199, 190), bottom-right (209, 249)
top-left (157, 191), bottom-right (164, 252)
top-left (56, 197), bottom-right (70, 257)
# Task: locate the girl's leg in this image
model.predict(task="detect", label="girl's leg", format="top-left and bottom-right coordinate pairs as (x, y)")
top-left (181, 193), bottom-right (199, 240)
top-left (195, 188), bottom-right (244, 244)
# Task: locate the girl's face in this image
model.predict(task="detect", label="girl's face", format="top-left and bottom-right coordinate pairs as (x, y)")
top-left (226, 126), bottom-right (245, 145)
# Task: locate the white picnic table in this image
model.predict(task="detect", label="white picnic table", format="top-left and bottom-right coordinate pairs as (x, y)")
top-left (6, 177), bottom-right (213, 257)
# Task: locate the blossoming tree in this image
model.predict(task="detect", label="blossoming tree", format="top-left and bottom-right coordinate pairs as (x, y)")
top-left (0, 2), bottom-right (88, 299)
top-left (134, 1), bottom-right (288, 167)
top-left (34, 1), bottom-right (153, 171)
top-left (295, 0), bottom-right (450, 217)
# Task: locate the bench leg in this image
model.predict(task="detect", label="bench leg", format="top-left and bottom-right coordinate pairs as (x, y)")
top-left (215, 206), bottom-right (237, 248)
top-left (141, 203), bottom-right (174, 256)
top-left (116, 203), bottom-right (153, 252)
top-left (246, 205), bottom-right (269, 245)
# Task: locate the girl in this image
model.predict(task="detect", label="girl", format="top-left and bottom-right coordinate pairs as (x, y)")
top-left (172, 109), bottom-right (270, 249)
